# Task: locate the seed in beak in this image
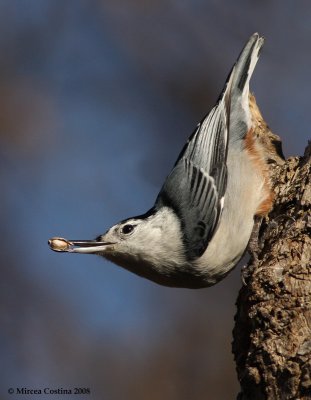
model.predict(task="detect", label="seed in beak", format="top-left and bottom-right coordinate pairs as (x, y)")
top-left (48, 237), bottom-right (71, 252)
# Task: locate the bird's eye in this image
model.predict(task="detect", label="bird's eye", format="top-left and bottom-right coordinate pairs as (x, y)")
top-left (121, 224), bottom-right (135, 235)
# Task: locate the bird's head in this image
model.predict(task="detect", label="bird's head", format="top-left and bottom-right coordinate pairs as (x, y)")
top-left (48, 207), bottom-right (199, 287)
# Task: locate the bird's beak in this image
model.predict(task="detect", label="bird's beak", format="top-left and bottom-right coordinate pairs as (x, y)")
top-left (48, 237), bottom-right (114, 254)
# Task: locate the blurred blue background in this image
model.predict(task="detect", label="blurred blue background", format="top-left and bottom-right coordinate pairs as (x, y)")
top-left (1, 1), bottom-right (310, 399)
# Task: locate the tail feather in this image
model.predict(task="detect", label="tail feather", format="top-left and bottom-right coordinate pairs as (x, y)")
top-left (233, 33), bottom-right (264, 92)
top-left (228, 33), bottom-right (264, 143)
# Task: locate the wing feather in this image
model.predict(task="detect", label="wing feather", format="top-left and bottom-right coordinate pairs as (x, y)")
top-left (155, 99), bottom-right (228, 260)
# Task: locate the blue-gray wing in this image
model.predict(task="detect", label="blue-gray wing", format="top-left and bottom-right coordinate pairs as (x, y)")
top-left (156, 101), bottom-right (228, 260)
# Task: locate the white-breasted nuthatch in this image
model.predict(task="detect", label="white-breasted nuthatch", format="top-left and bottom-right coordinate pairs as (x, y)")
top-left (49, 33), bottom-right (274, 288)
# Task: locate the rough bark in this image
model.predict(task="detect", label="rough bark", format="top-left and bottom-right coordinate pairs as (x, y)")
top-left (233, 97), bottom-right (311, 400)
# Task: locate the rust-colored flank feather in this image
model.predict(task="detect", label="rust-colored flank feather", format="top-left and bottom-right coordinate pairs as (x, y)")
top-left (244, 127), bottom-right (274, 216)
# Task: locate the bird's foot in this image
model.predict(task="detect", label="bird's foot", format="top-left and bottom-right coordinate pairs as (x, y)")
top-left (241, 217), bottom-right (264, 285)
top-left (248, 216), bottom-right (264, 262)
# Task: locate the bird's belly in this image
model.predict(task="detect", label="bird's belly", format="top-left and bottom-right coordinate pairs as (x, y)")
top-left (194, 146), bottom-right (266, 285)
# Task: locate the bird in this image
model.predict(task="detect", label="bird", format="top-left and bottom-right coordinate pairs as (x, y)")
top-left (48, 33), bottom-right (273, 289)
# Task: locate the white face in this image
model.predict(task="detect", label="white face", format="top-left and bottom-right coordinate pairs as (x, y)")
top-left (94, 207), bottom-right (188, 284)
top-left (98, 208), bottom-right (181, 258)
top-left (96, 217), bottom-right (154, 257)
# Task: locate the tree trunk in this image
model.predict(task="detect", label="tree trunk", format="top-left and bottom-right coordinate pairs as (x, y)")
top-left (232, 97), bottom-right (311, 400)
